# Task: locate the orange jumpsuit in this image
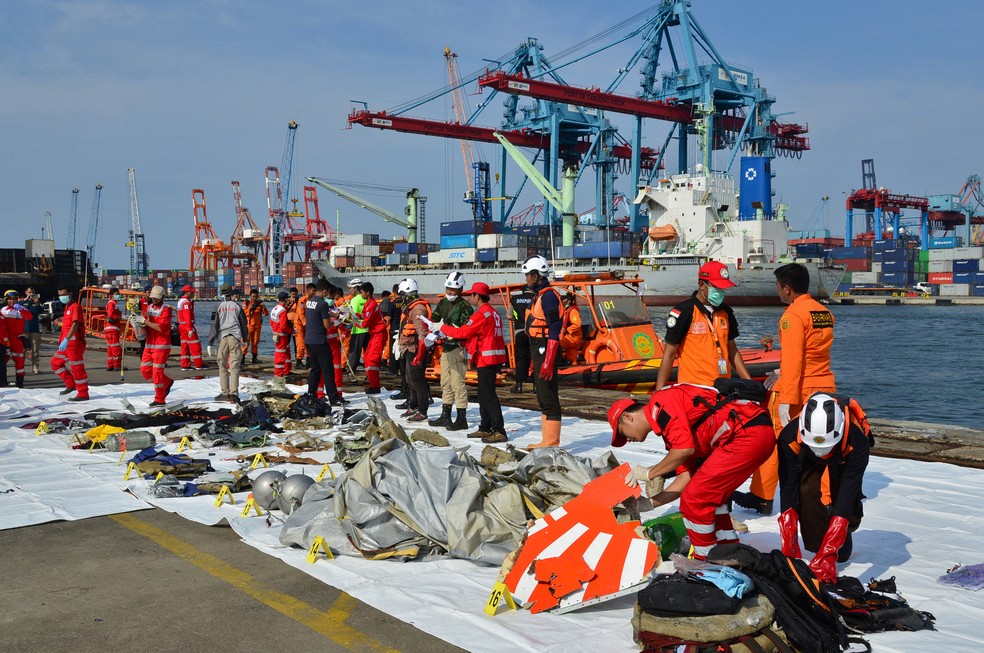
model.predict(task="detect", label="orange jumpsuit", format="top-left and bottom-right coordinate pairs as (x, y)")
top-left (242, 299), bottom-right (268, 356)
top-left (560, 304), bottom-right (582, 364)
top-left (336, 296), bottom-right (352, 363)
top-left (284, 297), bottom-right (298, 361)
top-left (750, 293), bottom-right (836, 501)
top-left (294, 293), bottom-right (310, 362)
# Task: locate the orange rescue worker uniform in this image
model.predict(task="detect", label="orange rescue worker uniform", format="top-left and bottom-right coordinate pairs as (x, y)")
top-left (336, 295), bottom-right (352, 364)
top-left (2, 293), bottom-right (33, 386)
top-left (51, 292), bottom-right (89, 400)
top-left (359, 291), bottom-right (387, 393)
top-left (176, 286), bottom-right (204, 369)
top-left (284, 293), bottom-right (298, 361)
top-left (747, 293), bottom-right (836, 505)
top-left (270, 293), bottom-right (293, 377)
top-left (141, 289), bottom-right (174, 405)
top-left (104, 294), bottom-right (123, 371)
top-left (242, 294), bottom-right (268, 359)
top-left (559, 296), bottom-right (582, 365)
top-left (661, 294), bottom-right (741, 386)
top-left (294, 289), bottom-right (312, 364)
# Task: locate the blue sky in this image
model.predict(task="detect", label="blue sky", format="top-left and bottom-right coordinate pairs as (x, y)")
top-left (2, 0), bottom-right (981, 269)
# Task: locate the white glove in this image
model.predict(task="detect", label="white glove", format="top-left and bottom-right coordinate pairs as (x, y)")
top-left (778, 404), bottom-right (792, 427)
top-left (423, 332), bottom-right (440, 347)
top-left (129, 314), bottom-right (146, 327)
top-left (427, 319), bottom-right (444, 334)
top-left (206, 345), bottom-right (213, 358)
top-left (624, 464), bottom-right (650, 487)
top-left (393, 332), bottom-right (402, 361)
top-left (764, 369), bottom-right (780, 391)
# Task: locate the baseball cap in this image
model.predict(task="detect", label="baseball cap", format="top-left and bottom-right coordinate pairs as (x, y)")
top-left (277, 291), bottom-right (289, 300)
top-left (149, 286), bottom-right (165, 299)
top-left (698, 261), bottom-right (737, 289)
top-left (219, 283), bottom-right (232, 295)
top-left (463, 281), bottom-right (491, 296)
top-left (144, 284), bottom-right (153, 292)
top-left (608, 397), bottom-right (638, 447)
top-left (182, 285), bottom-right (195, 293)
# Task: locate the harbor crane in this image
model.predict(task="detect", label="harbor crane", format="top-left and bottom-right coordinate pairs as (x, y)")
top-left (67, 187), bottom-right (79, 250)
top-left (126, 168), bottom-right (149, 279)
top-left (306, 177), bottom-right (425, 243)
top-left (85, 184), bottom-right (103, 267)
top-left (230, 180), bottom-right (267, 267)
top-left (190, 189), bottom-right (230, 271)
top-left (300, 185), bottom-right (335, 260)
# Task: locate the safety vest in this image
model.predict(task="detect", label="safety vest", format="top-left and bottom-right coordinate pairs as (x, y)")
top-left (177, 297), bottom-right (195, 327)
top-left (145, 303), bottom-right (172, 346)
top-left (105, 299), bottom-right (121, 327)
top-left (676, 304), bottom-right (732, 386)
top-left (526, 286), bottom-right (562, 339)
top-left (270, 304), bottom-right (293, 336)
top-left (400, 298), bottom-right (431, 338)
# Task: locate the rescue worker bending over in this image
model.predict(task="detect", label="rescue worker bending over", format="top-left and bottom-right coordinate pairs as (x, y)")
top-left (523, 255), bottom-right (564, 448)
top-left (655, 260), bottom-right (751, 391)
top-left (559, 292), bottom-right (583, 365)
top-left (427, 271), bottom-right (473, 431)
top-left (609, 383), bottom-right (776, 559)
top-left (736, 262), bottom-right (836, 515)
top-left (778, 393), bottom-right (870, 583)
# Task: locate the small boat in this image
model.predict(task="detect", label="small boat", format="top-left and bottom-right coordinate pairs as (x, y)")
top-left (490, 273), bottom-right (780, 394)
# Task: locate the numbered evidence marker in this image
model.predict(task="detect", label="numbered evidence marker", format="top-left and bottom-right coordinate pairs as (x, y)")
top-left (214, 485), bottom-right (236, 507)
top-left (306, 536), bottom-right (334, 563)
top-left (484, 581), bottom-right (517, 616)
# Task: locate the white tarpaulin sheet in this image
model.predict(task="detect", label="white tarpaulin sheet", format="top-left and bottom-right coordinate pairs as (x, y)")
top-left (1, 380), bottom-right (983, 652)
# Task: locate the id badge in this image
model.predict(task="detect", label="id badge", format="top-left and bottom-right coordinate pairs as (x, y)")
top-left (718, 358), bottom-right (728, 375)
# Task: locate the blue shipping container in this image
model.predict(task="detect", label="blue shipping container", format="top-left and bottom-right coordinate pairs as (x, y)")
top-left (440, 234), bottom-right (477, 249)
top-left (477, 248), bottom-right (497, 262)
top-left (929, 237), bottom-right (959, 249)
top-left (440, 221), bottom-right (476, 236)
top-left (954, 272), bottom-right (975, 284)
top-left (872, 240), bottom-right (895, 251)
top-left (418, 254), bottom-right (428, 264)
top-left (952, 259), bottom-right (979, 273)
top-left (881, 259), bottom-right (912, 273)
top-left (829, 246), bottom-right (870, 260)
top-left (556, 246), bottom-right (574, 258)
top-left (394, 242), bottom-right (418, 254)
top-left (881, 272), bottom-right (912, 286)
top-left (973, 284), bottom-right (984, 297)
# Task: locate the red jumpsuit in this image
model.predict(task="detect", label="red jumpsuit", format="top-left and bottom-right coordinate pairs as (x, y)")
top-left (51, 301), bottom-right (88, 398)
top-left (644, 384), bottom-right (775, 559)
top-left (325, 319), bottom-right (344, 397)
top-left (359, 296), bottom-right (387, 391)
top-left (176, 296), bottom-right (203, 368)
top-left (270, 303), bottom-right (293, 377)
top-left (141, 303), bottom-right (174, 403)
top-left (104, 298), bottom-right (122, 370)
top-left (2, 304), bottom-right (32, 381)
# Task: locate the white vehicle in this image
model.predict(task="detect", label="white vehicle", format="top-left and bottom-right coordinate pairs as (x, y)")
top-left (913, 281), bottom-right (933, 294)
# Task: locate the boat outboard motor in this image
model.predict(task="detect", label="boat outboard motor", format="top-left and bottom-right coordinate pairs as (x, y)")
top-left (277, 474), bottom-right (316, 515)
top-left (252, 470), bottom-right (286, 510)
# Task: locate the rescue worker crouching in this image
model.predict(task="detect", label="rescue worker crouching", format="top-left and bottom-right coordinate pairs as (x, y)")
top-left (609, 383), bottom-right (776, 560)
top-left (427, 271), bottom-right (474, 430)
top-left (778, 393), bottom-right (870, 583)
top-left (655, 260), bottom-right (751, 391)
top-left (523, 255), bottom-right (564, 449)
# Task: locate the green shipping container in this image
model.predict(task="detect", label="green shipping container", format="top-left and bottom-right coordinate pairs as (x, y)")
top-left (918, 249), bottom-right (930, 262)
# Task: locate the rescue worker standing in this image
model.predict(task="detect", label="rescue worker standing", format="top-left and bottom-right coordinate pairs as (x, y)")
top-left (294, 283), bottom-right (315, 368)
top-left (285, 287), bottom-right (300, 364)
top-left (523, 256), bottom-right (564, 448)
top-left (2, 290), bottom-right (32, 387)
top-left (509, 285), bottom-right (535, 393)
top-left (357, 282), bottom-right (387, 395)
top-left (243, 288), bottom-right (268, 364)
top-left (176, 285), bottom-right (204, 370)
top-left (51, 286), bottom-right (89, 401)
top-left (386, 283), bottom-right (403, 378)
top-left (304, 280), bottom-right (342, 405)
top-left (434, 281), bottom-right (508, 442)
top-left (655, 260), bottom-right (752, 391)
top-left (137, 286), bottom-right (174, 406)
top-left (270, 291), bottom-right (294, 378)
top-left (559, 291), bottom-right (583, 365)
top-left (104, 287), bottom-right (123, 371)
top-left (735, 262), bottom-right (836, 515)
top-left (137, 285), bottom-right (151, 357)
top-left (608, 383), bottom-right (775, 560)
top-left (348, 277), bottom-right (367, 374)
top-left (0, 298), bottom-right (7, 387)
top-left (208, 283), bottom-right (248, 403)
top-left (22, 287), bottom-right (42, 374)
top-left (396, 278), bottom-right (431, 422)
top-left (427, 271), bottom-right (473, 430)
top-left (777, 393), bottom-right (869, 583)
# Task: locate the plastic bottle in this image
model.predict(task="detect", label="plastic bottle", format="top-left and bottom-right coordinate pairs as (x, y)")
top-left (104, 430), bottom-right (156, 452)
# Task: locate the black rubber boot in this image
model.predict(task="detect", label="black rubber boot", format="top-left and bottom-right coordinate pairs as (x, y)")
top-left (447, 408), bottom-right (468, 431)
top-left (428, 405), bottom-right (453, 428)
top-left (731, 491), bottom-right (774, 516)
top-left (251, 354), bottom-right (259, 364)
top-left (511, 382), bottom-right (523, 393)
top-left (15, 375), bottom-right (24, 388)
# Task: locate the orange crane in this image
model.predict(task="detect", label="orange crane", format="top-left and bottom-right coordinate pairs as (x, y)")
top-left (190, 189), bottom-right (231, 271)
top-left (444, 47), bottom-right (476, 194)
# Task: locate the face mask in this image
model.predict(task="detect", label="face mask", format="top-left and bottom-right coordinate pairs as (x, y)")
top-left (445, 293), bottom-right (459, 302)
top-left (113, 294), bottom-right (123, 301)
top-left (707, 286), bottom-right (725, 307)
top-left (59, 295), bottom-right (71, 304)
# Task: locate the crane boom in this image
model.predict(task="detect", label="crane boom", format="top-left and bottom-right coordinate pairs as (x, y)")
top-left (127, 168), bottom-right (149, 277)
top-left (305, 177), bottom-right (412, 228)
top-left (85, 184), bottom-right (103, 266)
top-left (444, 49), bottom-right (475, 193)
top-left (67, 187), bottom-right (79, 250)
top-left (281, 120), bottom-right (299, 213)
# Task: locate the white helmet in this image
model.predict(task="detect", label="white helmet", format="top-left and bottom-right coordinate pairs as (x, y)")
top-left (444, 271), bottom-right (465, 289)
top-left (347, 278), bottom-right (363, 288)
top-left (522, 255), bottom-right (549, 275)
top-left (799, 393), bottom-right (845, 456)
top-left (398, 277), bottom-right (418, 294)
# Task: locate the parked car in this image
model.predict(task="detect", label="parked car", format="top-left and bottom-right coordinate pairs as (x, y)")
top-left (39, 300), bottom-right (65, 333)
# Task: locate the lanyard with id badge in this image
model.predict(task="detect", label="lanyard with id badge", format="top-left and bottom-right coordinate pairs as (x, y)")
top-left (699, 308), bottom-right (729, 375)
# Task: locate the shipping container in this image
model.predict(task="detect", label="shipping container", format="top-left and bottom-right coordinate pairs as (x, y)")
top-left (828, 246), bottom-right (871, 260)
top-left (952, 259), bottom-right (980, 274)
top-left (952, 246), bottom-right (982, 258)
top-left (953, 272), bottom-right (975, 285)
top-left (851, 272), bottom-right (879, 284)
top-left (880, 259), bottom-right (911, 273)
top-left (440, 234), bottom-right (477, 249)
top-left (556, 245), bottom-right (575, 259)
top-left (838, 258), bottom-right (870, 272)
top-left (393, 242), bottom-right (417, 254)
top-left (477, 248), bottom-right (497, 262)
top-left (442, 248), bottom-right (477, 263)
top-left (418, 254), bottom-right (429, 265)
top-left (928, 272), bottom-right (954, 285)
top-left (973, 283), bottom-right (984, 297)
top-left (881, 271), bottom-right (912, 286)
top-left (498, 247), bottom-right (521, 261)
top-left (939, 283), bottom-right (971, 297)
top-left (929, 236), bottom-right (961, 249)
top-left (440, 221), bottom-right (477, 236)
top-left (337, 233), bottom-right (379, 246)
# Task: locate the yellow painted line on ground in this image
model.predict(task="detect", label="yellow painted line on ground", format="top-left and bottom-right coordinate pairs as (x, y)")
top-left (111, 513), bottom-right (399, 653)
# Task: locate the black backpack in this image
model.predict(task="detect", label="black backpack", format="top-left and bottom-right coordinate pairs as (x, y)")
top-left (637, 573), bottom-right (741, 617)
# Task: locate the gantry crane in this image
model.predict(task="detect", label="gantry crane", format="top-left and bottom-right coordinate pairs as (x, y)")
top-left (85, 184), bottom-right (103, 267)
top-left (126, 169), bottom-right (149, 279)
top-left (190, 189), bottom-right (230, 271)
top-left (67, 187), bottom-right (79, 250)
top-left (230, 180), bottom-right (267, 267)
top-left (301, 185), bottom-right (335, 260)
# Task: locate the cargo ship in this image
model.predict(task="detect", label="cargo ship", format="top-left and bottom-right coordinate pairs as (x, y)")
top-left (0, 240), bottom-right (94, 299)
top-left (315, 161), bottom-right (845, 306)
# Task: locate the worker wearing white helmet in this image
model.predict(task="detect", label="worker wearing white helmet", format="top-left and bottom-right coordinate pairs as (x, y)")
top-left (395, 277), bottom-right (432, 421)
top-left (776, 392), bottom-right (871, 583)
top-left (425, 271), bottom-right (474, 431)
top-left (348, 278), bottom-right (369, 374)
top-left (522, 255), bottom-right (564, 448)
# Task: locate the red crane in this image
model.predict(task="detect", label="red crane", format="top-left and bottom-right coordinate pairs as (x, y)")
top-left (190, 189), bottom-right (229, 271)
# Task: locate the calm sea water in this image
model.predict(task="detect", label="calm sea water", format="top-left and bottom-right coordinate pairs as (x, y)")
top-left (195, 301), bottom-right (984, 429)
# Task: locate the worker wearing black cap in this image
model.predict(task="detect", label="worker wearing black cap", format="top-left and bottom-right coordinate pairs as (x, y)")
top-left (270, 291), bottom-right (294, 378)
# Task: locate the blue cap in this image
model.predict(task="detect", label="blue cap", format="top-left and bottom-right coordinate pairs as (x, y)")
top-left (144, 284), bottom-right (152, 291)
top-left (277, 291), bottom-right (289, 300)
